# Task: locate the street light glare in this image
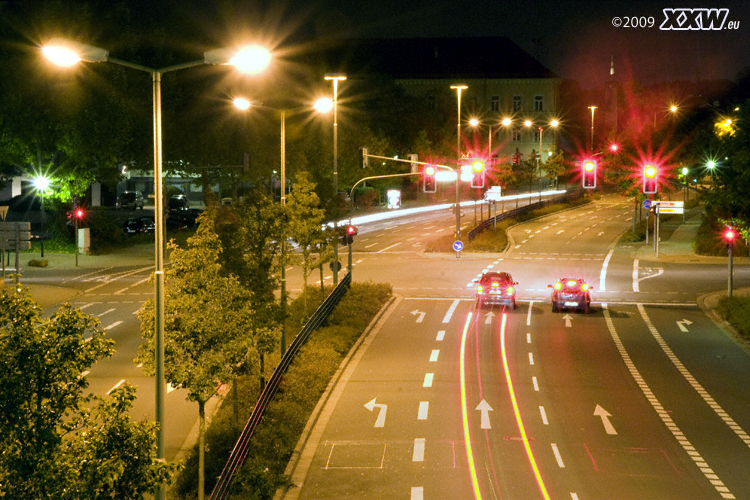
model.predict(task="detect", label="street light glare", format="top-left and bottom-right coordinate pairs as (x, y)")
top-left (314, 97), bottom-right (333, 113)
top-left (469, 118), bottom-right (479, 127)
top-left (34, 176), bottom-right (51, 191)
top-left (230, 45), bottom-right (271, 74)
top-left (42, 45), bottom-right (81, 66)
top-left (524, 120), bottom-right (532, 127)
top-left (233, 97), bottom-right (251, 110)
top-left (550, 119), bottom-right (559, 127)
top-left (501, 117), bottom-right (512, 126)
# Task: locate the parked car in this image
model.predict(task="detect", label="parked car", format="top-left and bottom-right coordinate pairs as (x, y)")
top-left (117, 191), bottom-right (144, 210)
top-left (168, 194), bottom-right (190, 210)
top-left (123, 216), bottom-right (154, 235)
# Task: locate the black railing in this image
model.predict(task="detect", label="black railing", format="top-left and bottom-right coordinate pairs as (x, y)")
top-left (467, 190), bottom-right (581, 242)
top-left (209, 271), bottom-right (352, 500)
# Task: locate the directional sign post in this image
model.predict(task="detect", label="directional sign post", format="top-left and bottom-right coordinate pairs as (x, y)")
top-left (453, 240), bottom-right (463, 259)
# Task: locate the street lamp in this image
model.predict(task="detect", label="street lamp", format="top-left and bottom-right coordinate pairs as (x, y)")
top-left (43, 38), bottom-right (270, 500)
top-left (588, 106), bottom-right (597, 153)
top-left (323, 74), bottom-right (346, 285)
top-left (450, 84), bottom-right (468, 245)
top-left (32, 176), bottom-right (50, 257)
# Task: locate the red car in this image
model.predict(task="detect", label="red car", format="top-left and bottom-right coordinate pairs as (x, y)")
top-left (475, 271), bottom-right (518, 309)
top-left (549, 278), bottom-right (592, 313)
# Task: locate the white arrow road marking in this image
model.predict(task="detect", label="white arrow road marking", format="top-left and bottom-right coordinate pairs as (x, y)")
top-left (476, 399), bottom-right (493, 429)
top-left (364, 398), bottom-right (388, 428)
top-left (484, 311), bottom-right (495, 325)
top-left (677, 319), bottom-right (693, 332)
top-left (411, 309), bottom-right (426, 323)
top-left (562, 314), bottom-right (573, 328)
top-left (594, 405), bottom-right (618, 434)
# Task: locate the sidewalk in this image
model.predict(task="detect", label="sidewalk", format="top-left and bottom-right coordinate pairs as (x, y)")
top-left (1, 244), bottom-right (155, 308)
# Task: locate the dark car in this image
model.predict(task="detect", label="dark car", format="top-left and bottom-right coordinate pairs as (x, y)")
top-left (168, 194), bottom-right (190, 210)
top-left (117, 191), bottom-right (145, 210)
top-left (123, 216), bottom-right (155, 235)
top-left (475, 271), bottom-right (518, 309)
top-left (549, 278), bottom-right (592, 313)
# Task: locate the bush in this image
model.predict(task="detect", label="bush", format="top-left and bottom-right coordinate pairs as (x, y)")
top-left (716, 295), bottom-right (750, 341)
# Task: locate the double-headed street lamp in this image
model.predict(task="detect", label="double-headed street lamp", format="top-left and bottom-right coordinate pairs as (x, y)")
top-left (43, 38), bottom-right (270, 500)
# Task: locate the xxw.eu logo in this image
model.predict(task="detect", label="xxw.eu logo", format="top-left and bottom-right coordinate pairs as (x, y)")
top-left (660, 8), bottom-right (736, 30)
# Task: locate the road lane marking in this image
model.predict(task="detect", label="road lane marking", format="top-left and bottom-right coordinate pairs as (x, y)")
top-left (540, 406), bottom-right (549, 425)
top-left (96, 308), bottom-right (116, 317)
top-left (418, 401), bottom-right (429, 420)
top-left (604, 303), bottom-right (736, 499)
top-left (104, 321), bottom-right (123, 330)
top-left (442, 299), bottom-right (460, 323)
top-left (532, 376), bottom-right (539, 391)
top-left (412, 438), bottom-right (425, 462)
top-left (551, 443), bottom-right (565, 467)
top-left (638, 304), bottom-right (750, 449)
top-left (364, 398), bottom-right (388, 428)
top-left (528, 352), bottom-right (534, 365)
top-left (423, 373), bottom-right (434, 387)
top-left (633, 259), bottom-right (640, 292)
top-left (527, 333), bottom-right (531, 343)
top-left (376, 242), bottom-right (402, 252)
top-left (436, 330), bottom-right (445, 341)
top-left (411, 487), bottom-right (424, 500)
top-left (429, 349), bottom-right (440, 362)
top-left (526, 301), bottom-right (534, 326)
top-left (107, 379), bottom-right (125, 394)
top-left (599, 249), bottom-right (614, 291)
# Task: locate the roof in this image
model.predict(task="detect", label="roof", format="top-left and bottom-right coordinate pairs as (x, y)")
top-left (319, 37), bottom-right (559, 80)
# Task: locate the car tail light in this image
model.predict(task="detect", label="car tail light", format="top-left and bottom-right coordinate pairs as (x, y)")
top-left (566, 280), bottom-right (577, 287)
top-left (582, 283), bottom-right (589, 291)
top-left (477, 285), bottom-right (484, 295)
top-left (506, 286), bottom-right (514, 296)
top-left (554, 282), bottom-right (562, 290)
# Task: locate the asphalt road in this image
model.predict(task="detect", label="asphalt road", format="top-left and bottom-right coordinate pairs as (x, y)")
top-left (281, 195), bottom-right (750, 500)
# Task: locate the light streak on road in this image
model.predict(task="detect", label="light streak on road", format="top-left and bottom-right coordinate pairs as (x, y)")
top-left (459, 311), bottom-right (482, 500)
top-left (499, 313), bottom-right (550, 500)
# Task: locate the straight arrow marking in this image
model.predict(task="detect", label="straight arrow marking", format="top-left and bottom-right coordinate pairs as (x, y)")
top-left (476, 399), bottom-right (493, 429)
top-left (594, 405), bottom-right (617, 435)
top-left (563, 314), bottom-right (573, 328)
top-left (485, 311), bottom-right (495, 325)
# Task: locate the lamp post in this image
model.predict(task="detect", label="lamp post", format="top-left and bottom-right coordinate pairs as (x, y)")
top-left (33, 176), bottom-right (50, 257)
top-left (450, 84), bottom-right (467, 245)
top-left (324, 74), bottom-right (346, 285)
top-left (588, 106), bottom-right (597, 153)
top-left (43, 38), bottom-right (270, 500)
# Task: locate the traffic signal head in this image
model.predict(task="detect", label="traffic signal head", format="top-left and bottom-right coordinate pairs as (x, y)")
top-left (423, 165), bottom-right (436, 193)
top-left (643, 165), bottom-right (657, 193)
top-left (724, 228), bottom-right (736, 247)
top-left (345, 224), bottom-right (358, 244)
top-left (75, 208), bottom-right (85, 219)
top-left (582, 159), bottom-right (597, 188)
top-left (609, 143), bottom-right (619, 153)
top-left (358, 147), bottom-right (369, 169)
top-left (470, 160), bottom-right (485, 188)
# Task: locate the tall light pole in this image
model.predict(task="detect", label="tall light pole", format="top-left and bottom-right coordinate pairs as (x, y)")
top-left (44, 38), bottom-right (270, 500)
top-left (588, 106), bottom-right (597, 153)
top-left (323, 74), bottom-right (346, 284)
top-left (451, 84), bottom-right (467, 244)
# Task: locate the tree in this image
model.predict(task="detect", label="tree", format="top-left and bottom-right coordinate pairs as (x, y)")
top-left (286, 171), bottom-right (332, 315)
top-left (0, 288), bottom-right (175, 498)
top-left (136, 210), bottom-right (263, 500)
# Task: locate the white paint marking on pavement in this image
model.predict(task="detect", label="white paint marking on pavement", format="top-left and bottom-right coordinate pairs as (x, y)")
top-left (436, 330), bottom-right (445, 341)
top-left (476, 400), bottom-right (493, 429)
top-left (600, 248), bottom-right (614, 291)
top-left (411, 487), bottom-right (424, 500)
top-left (551, 443), bottom-right (565, 468)
top-left (107, 379), bottom-right (125, 395)
top-left (528, 352), bottom-right (534, 365)
top-left (540, 406), bottom-right (549, 425)
top-left (532, 376), bottom-right (539, 391)
top-left (418, 401), bottom-right (429, 420)
top-left (526, 300), bottom-right (534, 326)
top-left (412, 438), bottom-right (426, 462)
top-left (429, 349), bottom-right (440, 362)
top-left (442, 299), bottom-right (460, 323)
top-left (104, 321), bottom-right (123, 330)
top-left (633, 258), bottom-right (640, 292)
top-left (527, 333), bottom-right (531, 343)
top-left (377, 242), bottom-right (402, 252)
top-left (423, 373), bottom-right (434, 387)
top-left (96, 308), bottom-right (116, 317)
top-left (594, 405), bottom-right (618, 435)
top-left (364, 398), bottom-right (388, 428)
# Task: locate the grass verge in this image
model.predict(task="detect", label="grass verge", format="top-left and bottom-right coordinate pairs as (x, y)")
top-left (170, 281), bottom-right (393, 499)
top-left (716, 295), bottom-right (750, 342)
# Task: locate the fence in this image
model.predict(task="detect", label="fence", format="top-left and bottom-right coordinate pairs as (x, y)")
top-left (209, 271), bottom-right (352, 500)
top-left (467, 190), bottom-right (582, 242)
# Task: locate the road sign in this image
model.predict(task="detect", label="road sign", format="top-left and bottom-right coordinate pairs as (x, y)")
top-left (658, 201), bottom-right (684, 208)
top-left (0, 206), bottom-right (8, 221)
top-left (0, 222), bottom-right (32, 250)
top-left (453, 240), bottom-right (464, 252)
top-left (643, 199), bottom-right (652, 209)
top-left (484, 186), bottom-right (502, 201)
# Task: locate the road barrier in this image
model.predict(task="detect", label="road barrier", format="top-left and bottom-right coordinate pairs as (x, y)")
top-left (467, 190), bottom-right (582, 242)
top-left (209, 271), bottom-right (352, 500)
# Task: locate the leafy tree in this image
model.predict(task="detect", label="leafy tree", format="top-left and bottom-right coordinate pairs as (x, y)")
top-left (0, 288), bottom-right (175, 498)
top-left (286, 171), bottom-right (331, 315)
top-left (136, 210), bottom-right (262, 500)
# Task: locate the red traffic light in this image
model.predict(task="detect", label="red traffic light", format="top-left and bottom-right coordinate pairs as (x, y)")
top-left (75, 208), bottom-right (85, 219)
top-left (346, 225), bottom-right (358, 236)
top-left (725, 228), bottom-right (736, 242)
top-left (423, 165), bottom-right (436, 193)
top-left (582, 159), bottom-right (596, 188)
top-left (643, 165), bottom-right (658, 193)
top-left (609, 143), bottom-right (619, 153)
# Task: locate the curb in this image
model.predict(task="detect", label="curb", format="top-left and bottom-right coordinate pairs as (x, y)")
top-left (273, 294), bottom-right (403, 500)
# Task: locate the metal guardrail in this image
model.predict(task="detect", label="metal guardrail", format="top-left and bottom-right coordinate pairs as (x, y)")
top-left (467, 190), bottom-right (582, 242)
top-left (209, 271), bottom-right (352, 500)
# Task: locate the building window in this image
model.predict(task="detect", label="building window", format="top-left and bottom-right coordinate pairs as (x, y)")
top-left (534, 95), bottom-right (544, 111)
top-left (512, 128), bottom-right (521, 142)
top-left (427, 94), bottom-right (436, 111)
top-left (512, 95), bottom-right (522, 111)
top-left (491, 95), bottom-right (499, 111)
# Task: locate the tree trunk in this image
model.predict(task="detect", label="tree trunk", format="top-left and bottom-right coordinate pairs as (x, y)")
top-left (198, 398), bottom-right (206, 500)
